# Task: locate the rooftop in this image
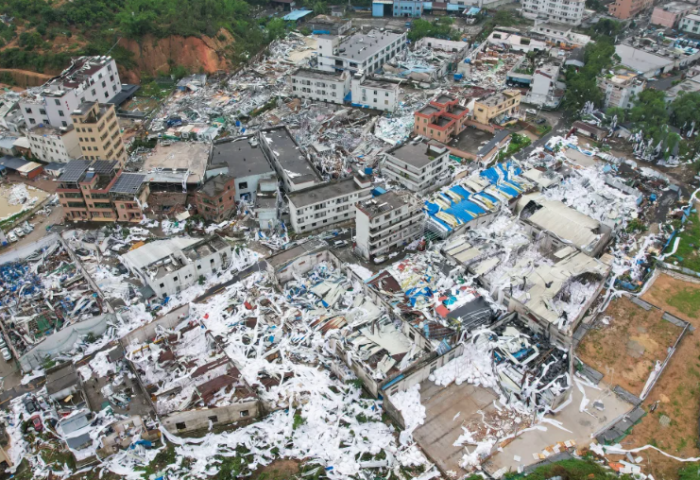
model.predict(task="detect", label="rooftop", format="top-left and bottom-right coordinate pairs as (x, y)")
top-left (615, 44), bottom-right (672, 74)
top-left (356, 190), bottom-right (420, 219)
top-left (336, 30), bottom-right (404, 63)
top-left (294, 68), bottom-right (347, 81)
top-left (389, 141), bottom-right (448, 168)
top-left (142, 141), bottom-right (209, 184)
top-left (110, 173), bottom-right (146, 195)
top-left (58, 159), bottom-right (91, 183)
top-left (198, 174), bottom-right (233, 197)
top-left (309, 14), bottom-right (348, 25)
top-left (477, 90), bottom-right (520, 107)
top-left (287, 176), bottom-right (369, 208)
top-left (261, 127), bottom-right (321, 185)
top-left (122, 237), bottom-right (200, 272)
top-left (51, 56), bottom-right (115, 91)
top-left (210, 136), bottom-right (274, 179)
top-left (28, 124), bottom-right (74, 137)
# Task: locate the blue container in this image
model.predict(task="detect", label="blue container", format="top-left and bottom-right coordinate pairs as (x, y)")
top-left (454, 73), bottom-right (463, 81)
top-left (364, 167), bottom-right (373, 175)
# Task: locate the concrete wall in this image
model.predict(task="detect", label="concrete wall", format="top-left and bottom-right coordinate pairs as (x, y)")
top-left (274, 249), bottom-right (341, 285)
top-left (161, 399), bottom-right (259, 434)
top-left (120, 305), bottom-right (190, 347)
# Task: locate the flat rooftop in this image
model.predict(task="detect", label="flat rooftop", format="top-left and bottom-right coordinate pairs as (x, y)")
top-left (389, 141), bottom-right (448, 168)
top-left (337, 30), bottom-right (403, 63)
top-left (417, 104), bottom-right (440, 116)
top-left (478, 90), bottom-right (519, 107)
top-left (28, 124), bottom-right (74, 137)
top-left (357, 190), bottom-right (418, 219)
top-left (359, 77), bottom-right (399, 90)
top-left (287, 176), bottom-right (367, 208)
top-left (615, 44), bottom-right (672, 74)
top-left (142, 141), bottom-right (209, 184)
top-left (210, 136), bottom-right (274, 179)
top-left (267, 239), bottom-right (328, 269)
top-left (294, 68), bottom-right (346, 81)
top-left (434, 94), bottom-right (455, 104)
top-left (261, 128), bottom-right (321, 185)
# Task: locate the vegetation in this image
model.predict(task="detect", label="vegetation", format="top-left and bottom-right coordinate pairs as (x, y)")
top-left (625, 218), bottom-right (647, 234)
top-left (562, 36), bottom-right (617, 114)
top-left (498, 133), bottom-right (531, 161)
top-left (504, 458), bottom-right (635, 480)
top-left (679, 464), bottom-right (700, 480)
top-left (407, 17), bottom-right (461, 43)
top-left (670, 215), bottom-right (700, 274)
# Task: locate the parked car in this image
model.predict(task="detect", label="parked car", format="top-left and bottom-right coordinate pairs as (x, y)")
top-left (0, 336), bottom-right (7, 348)
top-left (536, 118), bottom-right (547, 125)
top-left (373, 255), bottom-right (386, 264)
top-left (1, 347), bottom-right (11, 361)
top-left (23, 397), bottom-right (37, 414)
top-left (333, 240), bottom-right (348, 248)
top-left (13, 228), bottom-right (24, 238)
top-left (6, 232), bottom-right (17, 243)
top-left (31, 415), bottom-right (43, 432)
top-left (22, 222), bottom-right (33, 234)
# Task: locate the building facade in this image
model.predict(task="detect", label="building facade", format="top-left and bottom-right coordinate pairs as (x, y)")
top-left (680, 13), bottom-right (700, 34)
top-left (607, 0), bottom-right (653, 19)
top-left (382, 141), bottom-right (450, 192)
top-left (355, 190), bottom-right (424, 260)
top-left (287, 175), bottom-right (373, 233)
top-left (393, 0), bottom-right (423, 17)
top-left (598, 70), bottom-right (646, 109)
top-left (413, 94), bottom-right (469, 143)
top-left (307, 15), bottom-right (352, 34)
top-left (70, 102), bottom-right (127, 165)
top-left (291, 68), bottom-right (351, 105)
top-left (473, 90), bottom-right (521, 125)
top-left (27, 124), bottom-right (82, 163)
top-left (521, 0), bottom-right (585, 25)
top-left (194, 174), bottom-right (236, 222)
top-left (350, 72), bottom-right (400, 111)
top-left (651, 2), bottom-right (695, 28)
top-left (527, 65), bottom-right (562, 107)
top-left (316, 30), bottom-right (407, 74)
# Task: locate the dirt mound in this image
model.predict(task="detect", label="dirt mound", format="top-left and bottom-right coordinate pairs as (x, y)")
top-left (118, 28), bottom-right (235, 83)
top-left (0, 68), bottom-right (53, 87)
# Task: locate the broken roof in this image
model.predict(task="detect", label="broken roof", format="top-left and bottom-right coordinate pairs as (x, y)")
top-left (143, 142), bottom-right (209, 184)
top-left (261, 127), bottom-right (321, 186)
top-left (122, 237), bottom-right (200, 271)
top-left (388, 141), bottom-right (448, 168)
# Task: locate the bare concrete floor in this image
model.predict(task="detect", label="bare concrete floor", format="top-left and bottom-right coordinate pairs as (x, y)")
top-left (484, 381), bottom-right (632, 477)
top-left (413, 379), bottom-right (498, 475)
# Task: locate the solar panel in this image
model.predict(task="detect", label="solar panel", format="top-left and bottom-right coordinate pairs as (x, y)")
top-left (110, 173), bottom-right (145, 194)
top-left (58, 160), bottom-right (90, 182)
top-left (90, 160), bottom-right (118, 174)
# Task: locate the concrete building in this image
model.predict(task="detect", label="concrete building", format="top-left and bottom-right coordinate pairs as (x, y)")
top-left (598, 69), bottom-right (646, 109)
top-left (472, 90), bottom-right (521, 125)
top-left (615, 44), bottom-right (676, 78)
top-left (350, 72), bottom-right (400, 111)
top-left (27, 124), bottom-right (81, 163)
top-left (680, 13), bottom-right (700, 34)
top-left (486, 31), bottom-right (548, 53)
top-left (208, 135), bottom-right (277, 203)
top-left (608, 0), bottom-right (653, 19)
top-left (382, 140), bottom-right (451, 192)
top-left (316, 30), bottom-right (407, 74)
top-left (651, 2), bottom-right (695, 28)
top-left (194, 174), bottom-right (236, 222)
top-left (355, 190), bottom-right (424, 260)
top-left (413, 94), bottom-right (469, 143)
top-left (287, 175), bottom-right (373, 233)
top-left (307, 14), bottom-right (352, 34)
top-left (70, 102), bottom-right (127, 165)
top-left (122, 236), bottom-right (233, 298)
top-left (260, 126), bottom-right (322, 193)
top-left (19, 56), bottom-right (121, 130)
top-left (110, 173), bottom-right (150, 223)
top-left (526, 65), bottom-right (563, 108)
top-left (255, 178), bottom-right (280, 230)
top-left (393, 0), bottom-right (424, 17)
top-left (529, 23), bottom-right (592, 49)
top-left (291, 68), bottom-right (351, 105)
top-left (521, 0), bottom-right (585, 25)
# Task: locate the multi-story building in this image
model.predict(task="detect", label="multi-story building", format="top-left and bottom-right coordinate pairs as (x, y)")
top-left (651, 2), bottom-right (695, 28)
top-left (472, 90), bottom-right (521, 125)
top-left (350, 71), bottom-right (400, 111)
top-left (57, 159), bottom-right (148, 223)
top-left (260, 126), bottom-right (322, 193)
top-left (355, 190), bottom-right (424, 260)
top-left (521, 0), bottom-right (586, 25)
top-left (680, 13), bottom-right (700, 35)
top-left (392, 0), bottom-right (423, 17)
top-left (607, 0), bottom-right (653, 19)
top-left (307, 14), bottom-right (352, 35)
top-left (19, 56), bottom-right (121, 130)
top-left (598, 69), bottom-right (646, 109)
top-left (316, 30), bottom-right (407, 74)
top-left (413, 94), bottom-right (469, 143)
top-left (529, 23), bottom-right (592, 49)
top-left (27, 124), bottom-right (82, 163)
top-left (382, 140), bottom-right (450, 192)
top-left (194, 174), bottom-right (236, 222)
top-left (70, 102), bottom-right (127, 165)
top-left (526, 65), bottom-right (563, 108)
top-left (287, 175), bottom-right (373, 233)
top-left (291, 68), bottom-right (351, 105)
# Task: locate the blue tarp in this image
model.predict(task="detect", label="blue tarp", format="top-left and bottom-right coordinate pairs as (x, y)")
top-left (480, 161), bottom-right (522, 185)
top-left (282, 9), bottom-right (313, 21)
top-left (447, 3), bottom-right (460, 10)
top-left (466, 6), bottom-right (480, 15)
top-left (449, 185), bottom-right (471, 200)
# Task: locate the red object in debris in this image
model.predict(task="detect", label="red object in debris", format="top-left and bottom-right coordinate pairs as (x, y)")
top-left (435, 305), bottom-right (449, 318)
top-left (203, 313), bottom-right (209, 319)
top-left (31, 415), bottom-right (43, 432)
top-left (244, 301), bottom-right (254, 310)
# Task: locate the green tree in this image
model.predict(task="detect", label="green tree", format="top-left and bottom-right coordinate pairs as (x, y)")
top-left (312, 1), bottom-right (328, 14)
top-left (628, 89), bottom-right (669, 142)
top-left (562, 38), bottom-right (616, 114)
top-left (266, 18), bottom-right (286, 41)
top-left (670, 91), bottom-right (700, 128)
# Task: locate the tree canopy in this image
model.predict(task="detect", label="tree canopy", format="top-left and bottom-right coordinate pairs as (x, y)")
top-left (562, 39), bottom-right (616, 114)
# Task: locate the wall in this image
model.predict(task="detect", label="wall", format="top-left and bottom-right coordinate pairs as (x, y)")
top-left (120, 305), bottom-right (190, 347)
top-left (651, 7), bottom-right (681, 28)
top-left (146, 192), bottom-right (187, 213)
top-left (161, 399), bottom-right (260, 434)
top-left (274, 249), bottom-right (341, 285)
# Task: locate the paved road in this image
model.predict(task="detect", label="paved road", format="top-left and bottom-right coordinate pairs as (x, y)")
top-left (193, 260), bottom-right (269, 303)
top-left (515, 115), bottom-right (568, 160)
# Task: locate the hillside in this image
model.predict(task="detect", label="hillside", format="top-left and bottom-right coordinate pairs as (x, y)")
top-left (0, 0), bottom-right (283, 83)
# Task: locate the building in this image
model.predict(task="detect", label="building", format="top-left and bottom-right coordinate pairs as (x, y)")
top-left (0, 97), bottom-right (24, 133)
top-left (287, 175), bottom-right (373, 233)
top-left (382, 140), bottom-right (451, 192)
top-left (526, 65), bottom-right (563, 108)
top-left (142, 141), bottom-right (209, 187)
top-left (0, 156), bottom-right (44, 179)
top-left (486, 31), bottom-right (548, 53)
top-left (529, 23), bottom-right (592, 49)
top-left (260, 126), bottom-right (322, 193)
top-left (521, 0), bottom-right (585, 25)
top-left (122, 235), bottom-right (233, 298)
top-left (27, 124), bottom-right (81, 163)
top-left (472, 90), bottom-right (521, 125)
top-left (194, 174), bottom-right (236, 222)
top-left (208, 135), bottom-right (277, 203)
top-left (413, 94), bottom-right (469, 143)
top-left (651, 2), bottom-right (695, 28)
top-left (393, 0), bottom-right (424, 17)
top-left (355, 190), bottom-right (424, 260)
top-left (615, 44), bottom-right (674, 78)
top-left (350, 72), bottom-right (400, 111)
top-left (598, 69), bottom-right (646, 109)
top-left (680, 13), bottom-right (700, 35)
top-left (608, 0), bottom-right (653, 19)
top-left (565, 47), bottom-right (586, 68)
top-left (19, 56), bottom-right (121, 130)
top-left (291, 68), bottom-right (351, 105)
top-left (70, 102), bottom-right (127, 165)
top-left (255, 178), bottom-right (280, 230)
top-left (307, 14), bottom-right (352, 35)
top-left (57, 159), bottom-right (149, 223)
top-left (415, 37), bottom-right (470, 70)
top-left (0, 137), bottom-right (17, 156)
top-left (316, 30), bottom-right (407, 74)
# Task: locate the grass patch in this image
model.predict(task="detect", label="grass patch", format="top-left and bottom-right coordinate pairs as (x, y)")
top-left (497, 133), bottom-right (532, 161)
top-left (672, 217), bottom-right (700, 272)
top-left (666, 287), bottom-right (700, 318)
top-left (504, 458), bottom-right (623, 480)
top-left (136, 81), bottom-right (173, 100)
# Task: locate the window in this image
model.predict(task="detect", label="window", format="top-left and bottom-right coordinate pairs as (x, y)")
top-left (240, 410), bottom-right (250, 417)
top-left (54, 99), bottom-right (60, 106)
top-left (29, 118), bottom-right (36, 125)
top-left (197, 265), bottom-right (202, 270)
top-left (61, 121), bottom-right (67, 127)
top-left (25, 108), bottom-right (32, 114)
top-left (39, 109), bottom-right (46, 115)
top-left (208, 416), bottom-right (218, 423)
top-left (159, 283), bottom-right (165, 288)
top-left (175, 422), bottom-right (186, 430)
top-left (91, 89), bottom-right (96, 96)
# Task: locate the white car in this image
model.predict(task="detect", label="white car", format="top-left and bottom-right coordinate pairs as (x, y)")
top-left (1, 347), bottom-right (11, 361)
top-left (13, 228), bottom-right (24, 238)
top-left (333, 240), bottom-right (348, 248)
top-left (0, 336), bottom-right (6, 348)
top-left (6, 232), bottom-right (17, 243)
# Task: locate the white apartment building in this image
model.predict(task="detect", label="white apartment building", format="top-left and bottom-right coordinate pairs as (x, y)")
top-left (19, 56), bottom-right (121, 130)
top-left (27, 124), bottom-right (82, 163)
top-left (316, 30), bottom-right (407, 74)
top-left (526, 65), bottom-right (562, 107)
top-left (598, 69), bottom-right (646, 109)
top-left (287, 175), bottom-right (373, 233)
top-left (382, 140), bottom-right (451, 192)
top-left (680, 13), bottom-right (700, 35)
top-left (355, 190), bottom-right (424, 260)
top-left (350, 72), bottom-right (400, 112)
top-left (291, 68), bottom-right (351, 105)
top-left (521, 0), bottom-right (586, 25)
top-left (122, 236), bottom-right (232, 299)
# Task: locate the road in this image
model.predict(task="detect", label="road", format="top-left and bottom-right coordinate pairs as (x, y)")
top-left (515, 114), bottom-right (568, 160)
top-left (194, 260), bottom-right (269, 303)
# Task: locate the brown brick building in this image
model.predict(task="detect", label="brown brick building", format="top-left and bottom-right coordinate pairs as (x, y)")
top-left (194, 174), bottom-right (236, 222)
top-left (413, 94), bottom-right (469, 144)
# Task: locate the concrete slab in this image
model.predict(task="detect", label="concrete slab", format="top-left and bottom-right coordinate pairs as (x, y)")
top-left (413, 380), bottom-right (498, 475)
top-left (483, 381), bottom-right (632, 476)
